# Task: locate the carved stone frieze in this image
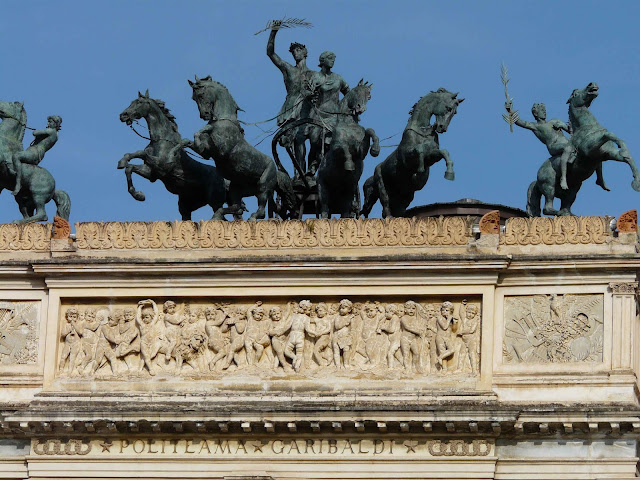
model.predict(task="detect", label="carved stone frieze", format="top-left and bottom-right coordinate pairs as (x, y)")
top-left (73, 217), bottom-right (473, 250)
top-left (500, 216), bottom-right (612, 246)
top-left (57, 297), bottom-right (481, 379)
top-left (609, 282), bottom-right (638, 295)
top-left (503, 294), bottom-right (603, 364)
top-left (0, 301), bottom-right (40, 365)
top-left (0, 223), bottom-right (51, 251)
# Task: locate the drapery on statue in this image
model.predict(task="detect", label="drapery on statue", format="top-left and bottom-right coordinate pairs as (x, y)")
top-left (185, 76), bottom-right (296, 221)
top-left (315, 80), bottom-right (380, 218)
top-left (361, 89), bottom-right (463, 218)
top-left (525, 83), bottom-right (640, 216)
top-left (0, 100), bottom-right (70, 224)
top-left (118, 90), bottom-right (230, 220)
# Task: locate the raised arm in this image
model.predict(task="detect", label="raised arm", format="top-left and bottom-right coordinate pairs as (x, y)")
top-left (505, 101), bottom-right (536, 131)
top-left (267, 27), bottom-right (288, 73)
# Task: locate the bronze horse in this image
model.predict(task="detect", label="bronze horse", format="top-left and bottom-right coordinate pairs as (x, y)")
top-left (118, 91), bottom-right (228, 220)
top-left (362, 89), bottom-right (463, 218)
top-left (187, 76), bottom-right (296, 221)
top-left (527, 83), bottom-right (640, 216)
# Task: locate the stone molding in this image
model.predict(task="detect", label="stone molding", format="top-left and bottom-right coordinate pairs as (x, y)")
top-left (73, 217), bottom-right (474, 250)
top-left (0, 216), bottom-right (628, 252)
top-left (500, 216), bottom-right (612, 246)
top-left (609, 282), bottom-right (638, 295)
top-left (0, 223), bottom-right (50, 251)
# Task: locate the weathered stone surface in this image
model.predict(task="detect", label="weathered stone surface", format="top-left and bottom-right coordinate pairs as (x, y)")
top-left (0, 215), bottom-right (639, 478)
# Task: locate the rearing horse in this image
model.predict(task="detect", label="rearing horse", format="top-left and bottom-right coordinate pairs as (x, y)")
top-left (527, 83), bottom-right (640, 216)
top-left (118, 90), bottom-right (227, 220)
top-left (187, 76), bottom-right (295, 221)
top-left (0, 100), bottom-right (70, 223)
top-left (362, 88), bottom-right (463, 218)
top-left (316, 80), bottom-right (380, 218)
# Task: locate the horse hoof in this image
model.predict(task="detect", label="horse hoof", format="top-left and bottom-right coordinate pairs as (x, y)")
top-left (444, 171), bottom-right (455, 181)
top-left (632, 180), bottom-right (640, 192)
top-left (132, 191), bottom-right (146, 201)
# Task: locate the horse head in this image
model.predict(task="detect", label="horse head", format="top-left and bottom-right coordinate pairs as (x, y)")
top-left (341, 79), bottom-right (372, 121)
top-left (0, 101), bottom-right (26, 142)
top-left (567, 82), bottom-right (599, 108)
top-left (120, 90), bottom-right (178, 133)
top-left (410, 88), bottom-right (464, 134)
top-left (119, 90), bottom-right (151, 125)
top-left (188, 75), bottom-right (240, 121)
top-left (567, 83), bottom-right (599, 130)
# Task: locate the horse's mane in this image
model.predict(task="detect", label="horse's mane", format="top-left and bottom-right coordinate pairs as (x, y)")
top-left (17, 105), bottom-right (26, 142)
top-left (151, 98), bottom-right (178, 132)
top-left (194, 78), bottom-right (242, 112)
top-left (408, 88), bottom-right (450, 117)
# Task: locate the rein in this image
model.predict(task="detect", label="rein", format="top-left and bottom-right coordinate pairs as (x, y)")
top-left (1, 113), bottom-right (36, 131)
top-left (128, 122), bottom-right (209, 161)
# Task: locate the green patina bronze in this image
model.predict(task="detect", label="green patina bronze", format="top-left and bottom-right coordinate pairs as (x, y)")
top-left (0, 100), bottom-right (70, 224)
top-left (186, 76), bottom-right (296, 221)
top-left (362, 89), bottom-right (463, 218)
top-left (118, 90), bottom-right (230, 220)
top-left (522, 83), bottom-right (640, 216)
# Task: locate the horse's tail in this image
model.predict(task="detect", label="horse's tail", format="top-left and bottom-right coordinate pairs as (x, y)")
top-left (53, 190), bottom-right (71, 221)
top-left (361, 175), bottom-right (377, 218)
top-left (526, 181), bottom-right (541, 217)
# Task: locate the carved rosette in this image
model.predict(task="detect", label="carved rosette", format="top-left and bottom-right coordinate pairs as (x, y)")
top-left (73, 217), bottom-right (473, 250)
top-left (57, 297), bottom-right (481, 380)
top-left (500, 216), bottom-right (611, 246)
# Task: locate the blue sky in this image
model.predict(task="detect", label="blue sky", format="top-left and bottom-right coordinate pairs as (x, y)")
top-left (1, 1), bottom-right (639, 223)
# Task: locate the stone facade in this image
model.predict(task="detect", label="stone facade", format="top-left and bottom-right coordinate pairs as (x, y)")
top-left (0, 215), bottom-right (639, 479)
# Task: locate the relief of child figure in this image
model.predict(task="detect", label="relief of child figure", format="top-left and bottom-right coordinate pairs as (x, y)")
top-left (268, 303), bottom-right (294, 371)
top-left (117, 307), bottom-right (141, 370)
top-left (79, 308), bottom-right (101, 372)
top-left (92, 309), bottom-right (121, 375)
top-left (244, 301), bottom-right (272, 366)
top-left (312, 302), bottom-right (333, 367)
top-left (162, 300), bottom-right (183, 355)
top-left (59, 307), bottom-right (83, 374)
top-left (358, 301), bottom-right (385, 365)
top-left (205, 304), bottom-right (231, 371)
top-left (332, 299), bottom-right (354, 369)
top-left (284, 300), bottom-right (315, 372)
top-left (12, 115), bottom-right (62, 195)
top-left (221, 307), bottom-right (248, 370)
top-left (378, 303), bottom-right (403, 368)
top-left (136, 299), bottom-right (170, 376)
top-left (456, 300), bottom-right (480, 375)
